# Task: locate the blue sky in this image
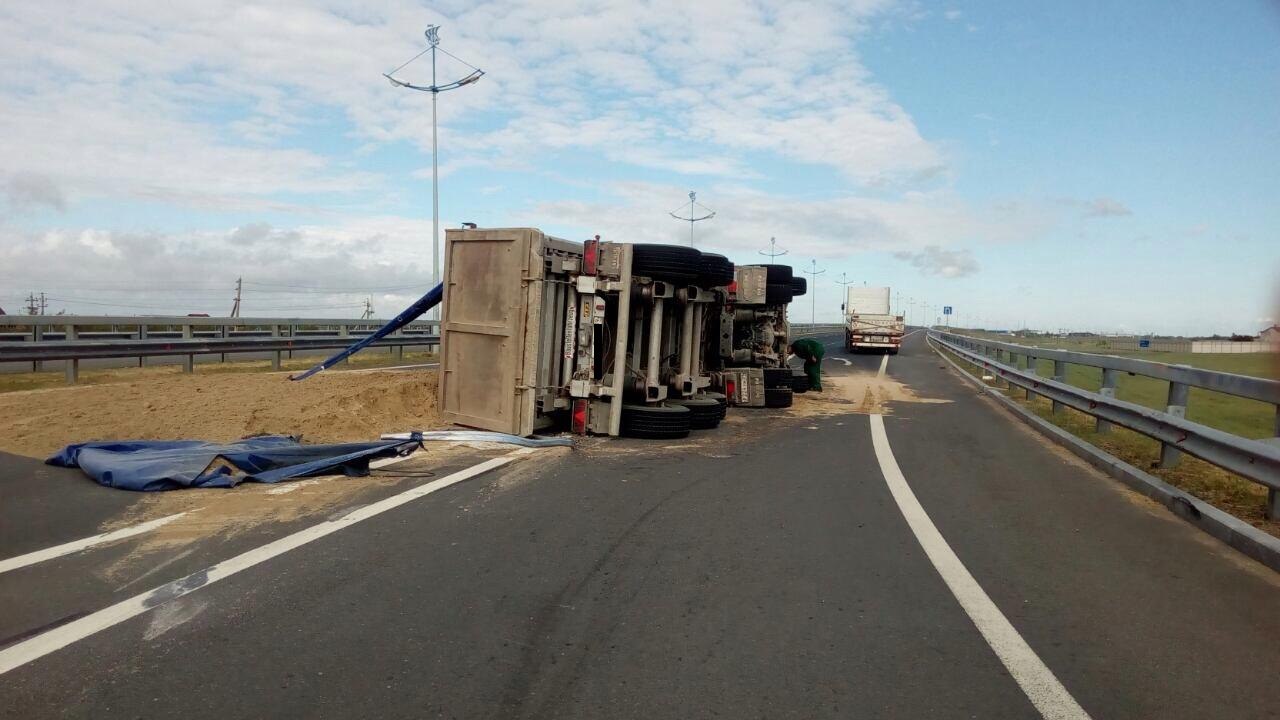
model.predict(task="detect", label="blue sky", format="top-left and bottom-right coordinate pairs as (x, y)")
top-left (0, 1), bottom-right (1276, 334)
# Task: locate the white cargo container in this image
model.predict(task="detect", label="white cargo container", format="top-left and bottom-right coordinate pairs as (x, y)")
top-left (843, 286), bottom-right (904, 354)
top-left (844, 286), bottom-right (891, 315)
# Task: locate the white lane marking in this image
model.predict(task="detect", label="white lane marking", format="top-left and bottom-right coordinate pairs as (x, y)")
top-left (828, 357), bottom-right (852, 366)
top-left (0, 513), bottom-right (187, 576)
top-left (868, 414), bottom-right (1091, 720)
top-left (877, 353), bottom-right (889, 378)
top-left (902, 328), bottom-right (923, 339)
top-left (0, 451), bottom-right (421, 576)
top-left (0, 450), bottom-right (528, 676)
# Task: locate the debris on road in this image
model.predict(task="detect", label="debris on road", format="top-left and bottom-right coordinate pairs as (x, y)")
top-left (790, 371), bottom-right (948, 417)
top-left (0, 370), bottom-right (446, 458)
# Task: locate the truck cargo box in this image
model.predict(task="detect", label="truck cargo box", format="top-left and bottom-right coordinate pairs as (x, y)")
top-left (845, 286), bottom-right (891, 315)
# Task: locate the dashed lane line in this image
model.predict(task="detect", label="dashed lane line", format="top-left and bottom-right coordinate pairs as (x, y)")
top-left (0, 449), bottom-right (530, 676)
top-left (869, 414), bottom-right (1091, 720)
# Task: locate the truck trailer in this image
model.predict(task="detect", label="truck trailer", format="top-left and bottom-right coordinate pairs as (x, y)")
top-left (843, 286), bottom-right (904, 354)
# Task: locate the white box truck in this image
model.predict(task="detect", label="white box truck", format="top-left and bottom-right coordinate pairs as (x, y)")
top-left (844, 286), bottom-right (904, 354)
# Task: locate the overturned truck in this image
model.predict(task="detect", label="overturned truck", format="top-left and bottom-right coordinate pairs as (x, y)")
top-left (436, 228), bottom-right (800, 439)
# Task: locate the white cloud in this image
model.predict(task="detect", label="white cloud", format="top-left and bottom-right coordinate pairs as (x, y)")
top-left (0, 0), bottom-right (943, 214)
top-left (892, 245), bottom-right (979, 278)
top-left (524, 180), bottom-right (1037, 262)
top-left (1082, 197), bottom-right (1132, 218)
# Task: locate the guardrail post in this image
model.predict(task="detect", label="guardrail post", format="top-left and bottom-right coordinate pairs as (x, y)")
top-left (138, 324), bottom-right (147, 367)
top-left (31, 325), bottom-right (43, 373)
top-left (219, 324), bottom-right (228, 363)
top-left (64, 324), bottom-right (78, 384)
top-left (994, 348), bottom-right (1007, 387)
top-left (338, 324), bottom-right (350, 364)
top-left (394, 327), bottom-right (405, 361)
top-left (1097, 368), bottom-right (1118, 433)
top-left (1024, 355), bottom-right (1037, 399)
top-left (1159, 378), bottom-right (1191, 468)
top-left (271, 325), bottom-right (282, 371)
top-left (182, 324), bottom-right (194, 373)
top-left (288, 324), bottom-right (295, 359)
top-left (1051, 360), bottom-right (1066, 414)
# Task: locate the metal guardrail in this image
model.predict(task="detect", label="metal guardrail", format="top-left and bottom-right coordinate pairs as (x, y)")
top-left (927, 330), bottom-right (1280, 518)
top-left (0, 314), bottom-right (440, 383)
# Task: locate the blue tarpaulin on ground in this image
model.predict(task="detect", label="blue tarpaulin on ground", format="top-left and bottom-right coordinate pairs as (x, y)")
top-left (46, 435), bottom-right (419, 492)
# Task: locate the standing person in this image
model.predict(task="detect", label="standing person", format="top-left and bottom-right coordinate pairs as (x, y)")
top-left (789, 338), bottom-right (824, 392)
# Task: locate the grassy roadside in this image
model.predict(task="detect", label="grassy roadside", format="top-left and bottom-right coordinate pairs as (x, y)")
top-left (0, 351), bottom-right (438, 394)
top-left (953, 331), bottom-right (1278, 440)
top-left (933, 343), bottom-right (1279, 539)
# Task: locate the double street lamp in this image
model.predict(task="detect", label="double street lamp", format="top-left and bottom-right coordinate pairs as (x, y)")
top-left (384, 25), bottom-right (485, 308)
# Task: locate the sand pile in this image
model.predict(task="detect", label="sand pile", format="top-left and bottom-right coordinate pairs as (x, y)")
top-left (0, 369), bottom-right (445, 458)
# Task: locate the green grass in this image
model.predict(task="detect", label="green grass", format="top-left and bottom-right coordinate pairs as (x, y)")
top-left (0, 350), bottom-right (438, 394)
top-left (954, 330), bottom-right (1278, 440)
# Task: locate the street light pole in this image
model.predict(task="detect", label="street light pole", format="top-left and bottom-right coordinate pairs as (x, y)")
top-left (385, 25), bottom-right (485, 315)
top-left (802, 259), bottom-right (825, 325)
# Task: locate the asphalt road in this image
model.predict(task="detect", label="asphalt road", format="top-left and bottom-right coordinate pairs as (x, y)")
top-left (1, 331), bottom-right (1277, 718)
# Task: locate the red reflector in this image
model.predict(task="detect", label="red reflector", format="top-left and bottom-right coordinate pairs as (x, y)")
top-left (571, 399), bottom-right (588, 434)
top-left (583, 236), bottom-right (599, 275)
top-left (725, 379), bottom-right (736, 402)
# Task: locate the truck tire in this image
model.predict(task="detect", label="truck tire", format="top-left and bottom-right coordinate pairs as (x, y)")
top-left (791, 372), bottom-right (811, 393)
top-left (762, 367), bottom-right (792, 389)
top-left (696, 253), bottom-right (735, 288)
top-left (702, 391), bottom-right (728, 407)
top-left (756, 264), bottom-right (793, 283)
top-left (789, 276), bottom-right (807, 297)
top-left (764, 387), bottom-right (794, 408)
top-left (632, 244), bottom-right (702, 284)
top-left (765, 283), bottom-right (794, 305)
top-left (667, 396), bottom-right (723, 429)
top-left (620, 403), bottom-right (692, 439)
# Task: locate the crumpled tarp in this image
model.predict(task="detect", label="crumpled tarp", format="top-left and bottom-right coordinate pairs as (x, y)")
top-left (46, 435), bottom-right (420, 492)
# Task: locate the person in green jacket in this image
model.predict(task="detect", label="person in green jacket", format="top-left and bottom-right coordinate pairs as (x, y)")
top-left (789, 338), bottom-right (825, 391)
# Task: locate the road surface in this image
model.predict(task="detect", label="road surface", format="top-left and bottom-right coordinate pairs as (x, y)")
top-left (1, 331), bottom-right (1277, 718)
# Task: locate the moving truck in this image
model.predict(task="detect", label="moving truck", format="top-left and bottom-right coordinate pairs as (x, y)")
top-left (844, 286), bottom-right (904, 354)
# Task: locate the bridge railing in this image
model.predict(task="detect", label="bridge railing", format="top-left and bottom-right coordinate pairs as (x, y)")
top-left (927, 329), bottom-right (1280, 518)
top-left (789, 323), bottom-right (846, 338)
top-left (0, 315), bottom-right (440, 382)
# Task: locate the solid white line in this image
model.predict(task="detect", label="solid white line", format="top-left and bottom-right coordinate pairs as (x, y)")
top-left (877, 353), bottom-right (889, 378)
top-left (0, 513), bottom-right (187, 576)
top-left (868, 414), bottom-right (1091, 720)
top-left (0, 450), bottom-right (526, 676)
top-left (903, 328), bottom-right (923, 339)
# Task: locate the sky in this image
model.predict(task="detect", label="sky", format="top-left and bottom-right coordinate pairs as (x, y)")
top-left (0, 0), bottom-right (1277, 334)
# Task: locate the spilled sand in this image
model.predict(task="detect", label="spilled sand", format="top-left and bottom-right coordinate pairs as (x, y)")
top-left (0, 369), bottom-right (446, 459)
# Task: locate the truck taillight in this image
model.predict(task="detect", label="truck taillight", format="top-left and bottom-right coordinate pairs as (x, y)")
top-left (725, 378), bottom-right (736, 402)
top-left (571, 399), bottom-right (589, 434)
top-left (583, 235), bottom-right (599, 275)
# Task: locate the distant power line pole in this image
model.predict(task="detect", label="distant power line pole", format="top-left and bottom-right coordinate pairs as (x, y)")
top-left (361, 297), bottom-right (376, 319)
top-left (669, 191), bottom-right (715, 247)
top-left (759, 236), bottom-right (787, 261)
top-left (802, 259), bottom-right (825, 325)
top-left (230, 277), bottom-right (242, 318)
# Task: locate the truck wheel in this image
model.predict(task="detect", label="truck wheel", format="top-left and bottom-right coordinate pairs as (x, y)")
top-left (789, 276), bottom-right (807, 297)
top-left (764, 387), bottom-right (794, 408)
top-left (702, 391), bottom-right (728, 407)
top-left (762, 367), bottom-right (792, 389)
top-left (791, 372), bottom-right (811, 393)
top-left (620, 403), bottom-right (692, 439)
top-left (666, 396), bottom-right (723, 429)
top-left (757, 264), bottom-right (793, 283)
top-left (696, 253), bottom-right (735, 288)
top-left (632, 244), bottom-right (702, 284)
top-left (764, 283), bottom-right (794, 305)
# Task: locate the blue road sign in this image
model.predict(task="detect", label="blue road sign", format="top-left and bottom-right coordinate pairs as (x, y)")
top-left (1139, 338), bottom-right (1151, 348)
top-left (943, 306), bottom-right (952, 315)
